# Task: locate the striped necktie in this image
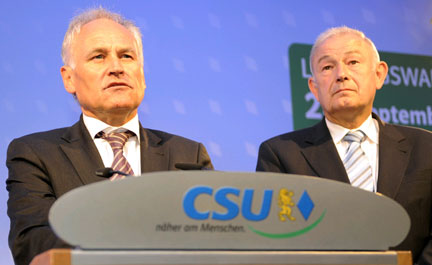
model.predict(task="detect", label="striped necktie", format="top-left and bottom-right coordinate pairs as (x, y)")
top-left (97, 131), bottom-right (135, 181)
top-left (342, 130), bottom-right (374, 191)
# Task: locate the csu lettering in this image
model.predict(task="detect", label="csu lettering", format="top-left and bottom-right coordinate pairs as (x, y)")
top-left (183, 186), bottom-right (273, 221)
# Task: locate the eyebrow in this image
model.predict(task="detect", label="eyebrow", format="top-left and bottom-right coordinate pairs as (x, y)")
top-left (316, 50), bottom-right (362, 64)
top-left (86, 47), bottom-right (137, 56)
top-left (344, 50), bottom-right (362, 57)
top-left (317, 55), bottom-right (331, 64)
top-left (117, 48), bottom-right (137, 55)
top-left (86, 48), bottom-right (107, 56)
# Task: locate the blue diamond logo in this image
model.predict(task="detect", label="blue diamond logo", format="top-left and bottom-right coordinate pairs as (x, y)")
top-left (297, 191), bottom-right (314, 220)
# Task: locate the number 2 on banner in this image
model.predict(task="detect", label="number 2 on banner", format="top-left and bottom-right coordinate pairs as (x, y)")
top-left (304, 92), bottom-right (323, 120)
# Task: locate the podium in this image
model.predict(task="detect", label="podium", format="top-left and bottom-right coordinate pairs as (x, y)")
top-left (31, 171), bottom-right (412, 265)
top-left (31, 249), bottom-right (412, 265)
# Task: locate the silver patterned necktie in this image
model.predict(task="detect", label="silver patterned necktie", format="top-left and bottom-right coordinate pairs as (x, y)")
top-left (342, 130), bottom-right (374, 191)
top-left (97, 131), bottom-right (135, 181)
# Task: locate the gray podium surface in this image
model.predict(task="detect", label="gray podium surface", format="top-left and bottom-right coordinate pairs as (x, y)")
top-left (70, 250), bottom-right (402, 265)
top-left (31, 249), bottom-right (412, 265)
top-left (49, 171), bottom-right (410, 252)
top-left (70, 250), bottom-right (404, 265)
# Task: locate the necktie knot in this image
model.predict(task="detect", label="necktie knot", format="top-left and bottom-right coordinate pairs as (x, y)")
top-left (95, 130), bottom-right (135, 180)
top-left (344, 130), bottom-right (366, 144)
top-left (97, 131), bottom-right (135, 150)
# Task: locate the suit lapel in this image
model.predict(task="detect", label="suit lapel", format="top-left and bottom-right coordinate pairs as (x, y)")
top-left (376, 116), bottom-right (410, 198)
top-left (139, 126), bottom-right (168, 173)
top-left (59, 117), bottom-right (105, 185)
top-left (301, 120), bottom-right (350, 183)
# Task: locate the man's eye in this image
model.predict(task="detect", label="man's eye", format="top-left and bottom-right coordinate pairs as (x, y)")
top-left (122, 54), bottom-right (133, 59)
top-left (92, 54), bottom-right (104, 60)
top-left (322, 65), bottom-right (332, 71)
top-left (349, 60), bottom-right (359, 65)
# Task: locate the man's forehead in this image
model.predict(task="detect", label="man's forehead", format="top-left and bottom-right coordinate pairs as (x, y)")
top-left (76, 19), bottom-right (134, 42)
top-left (314, 34), bottom-right (370, 61)
top-left (73, 19), bottom-right (137, 52)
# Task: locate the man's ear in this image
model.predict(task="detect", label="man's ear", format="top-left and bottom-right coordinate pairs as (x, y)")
top-left (60, 66), bottom-right (76, 95)
top-left (375, 61), bottom-right (388, 91)
top-left (308, 77), bottom-right (320, 103)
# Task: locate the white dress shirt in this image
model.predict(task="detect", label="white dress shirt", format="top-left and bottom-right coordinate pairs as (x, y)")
top-left (83, 114), bottom-right (141, 176)
top-left (325, 115), bottom-right (379, 192)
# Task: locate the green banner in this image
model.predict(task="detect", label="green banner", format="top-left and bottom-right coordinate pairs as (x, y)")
top-left (289, 43), bottom-right (432, 131)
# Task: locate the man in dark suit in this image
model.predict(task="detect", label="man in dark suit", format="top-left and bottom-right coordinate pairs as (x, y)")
top-left (256, 26), bottom-right (432, 264)
top-left (6, 8), bottom-right (213, 265)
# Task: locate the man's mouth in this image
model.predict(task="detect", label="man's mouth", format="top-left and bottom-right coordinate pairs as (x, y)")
top-left (106, 82), bottom-right (131, 89)
top-left (334, 88), bottom-right (355, 95)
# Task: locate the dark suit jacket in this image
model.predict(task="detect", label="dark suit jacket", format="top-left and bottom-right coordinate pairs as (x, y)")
top-left (6, 117), bottom-right (213, 265)
top-left (256, 114), bottom-right (432, 264)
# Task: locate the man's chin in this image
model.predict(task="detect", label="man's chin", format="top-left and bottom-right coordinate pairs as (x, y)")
top-left (328, 104), bottom-right (363, 116)
top-left (333, 99), bottom-right (361, 110)
top-left (108, 104), bottom-right (139, 113)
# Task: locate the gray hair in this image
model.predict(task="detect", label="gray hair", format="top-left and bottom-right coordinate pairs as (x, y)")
top-left (309, 26), bottom-right (380, 75)
top-left (61, 7), bottom-right (143, 67)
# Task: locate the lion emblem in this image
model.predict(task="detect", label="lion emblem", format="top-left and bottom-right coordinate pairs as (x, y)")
top-left (278, 188), bottom-right (295, 221)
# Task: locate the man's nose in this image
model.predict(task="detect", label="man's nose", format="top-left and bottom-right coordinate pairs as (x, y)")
top-left (336, 64), bottom-right (349, 82)
top-left (108, 57), bottom-right (124, 76)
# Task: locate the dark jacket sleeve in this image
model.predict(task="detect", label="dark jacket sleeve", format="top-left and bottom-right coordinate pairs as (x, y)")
top-left (256, 141), bottom-right (285, 173)
top-left (418, 239), bottom-right (432, 265)
top-left (6, 138), bottom-right (71, 265)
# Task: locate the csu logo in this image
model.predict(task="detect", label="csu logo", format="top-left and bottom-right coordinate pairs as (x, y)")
top-left (183, 186), bottom-right (326, 238)
top-left (183, 186), bottom-right (272, 221)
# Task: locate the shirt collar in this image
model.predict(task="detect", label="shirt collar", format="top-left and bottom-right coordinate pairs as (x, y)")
top-left (83, 113), bottom-right (141, 142)
top-left (325, 114), bottom-right (379, 144)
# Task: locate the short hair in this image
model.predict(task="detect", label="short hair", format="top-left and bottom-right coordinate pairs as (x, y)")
top-left (61, 7), bottom-right (143, 67)
top-left (309, 26), bottom-right (380, 75)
